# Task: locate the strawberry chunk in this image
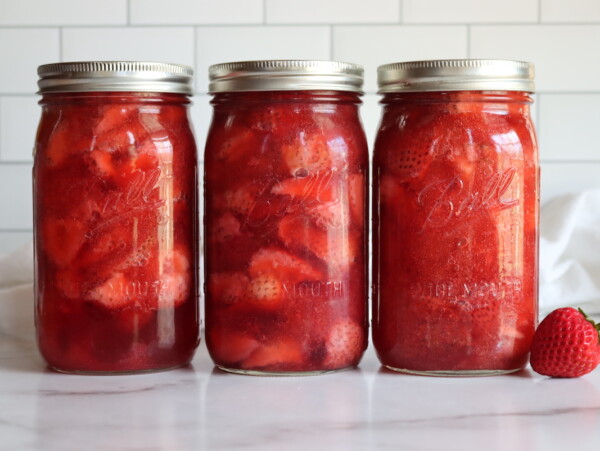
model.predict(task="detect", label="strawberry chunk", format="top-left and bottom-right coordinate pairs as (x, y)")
top-left (210, 212), bottom-right (241, 243)
top-left (278, 215), bottom-right (358, 270)
top-left (95, 105), bottom-right (137, 135)
top-left (42, 217), bottom-right (87, 267)
top-left (45, 122), bottom-right (71, 167)
top-left (208, 329), bottom-right (260, 364)
top-left (158, 248), bottom-right (192, 307)
top-left (272, 170), bottom-right (340, 204)
top-left (323, 319), bottom-right (365, 369)
top-left (307, 201), bottom-right (349, 229)
top-left (224, 186), bottom-right (256, 215)
top-left (87, 272), bottom-right (131, 309)
top-left (281, 133), bottom-right (331, 175)
top-left (89, 149), bottom-right (116, 176)
top-left (247, 275), bottom-right (283, 309)
top-left (248, 248), bottom-right (322, 283)
top-left (208, 272), bottom-right (249, 305)
top-left (385, 146), bottom-right (431, 181)
top-left (55, 268), bottom-right (81, 299)
top-left (241, 339), bottom-right (303, 370)
top-left (348, 173), bottom-right (365, 225)
top-left (214, 129), bottom-right (257, 162)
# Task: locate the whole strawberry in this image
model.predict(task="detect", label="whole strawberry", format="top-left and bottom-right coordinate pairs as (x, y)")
top-left (530, 307), bottom-right (600, 378)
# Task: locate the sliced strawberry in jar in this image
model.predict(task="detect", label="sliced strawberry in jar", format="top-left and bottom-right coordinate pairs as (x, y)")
top-left (55, 268), bottom-right (81, 299)
top-left (95, 105), bottom-right (138, 135)
top-left (385, 147), bottom-right (432, 182)
top-left (224, 186), bottom-right (257, 216)
top-left (87, 272), bottom-right (131, 309)
top-left (272, 170), bottom-right (340, 204)
top-left (241, 339), bottom-right (304, 370)
top-left (45, 121), bottom-right (72, 167)
top-left (78, 224), bottom-right (130, 268)
top-left (42, 217), bottom-right (87, 267)
top-left (248, 248), bottom-right (322, 283)
top-left (278, 215), bottom-right (358, 270)
top-left (214, 129), bottom-right (258, 163)
top-left (307, 200), bottom-right (349, 229)
top-left (247, 275), bottom-right (283, 309)
top-left (89, 149), bottom-right (116, 176)
top-left (210, 212), bottom-right (241, 243)
top-left (281, 132), bottom-right (331, 175)
top-left (208, 272), bottom-right (249, 306)
top-left (348, 173), bottom-right (365, 224)
top-left (208, 328), bottom-right (260, 364)
top-left (159, 247), bottom-right (192, 307)
top-left (323, 319), bottom-right (365, 369)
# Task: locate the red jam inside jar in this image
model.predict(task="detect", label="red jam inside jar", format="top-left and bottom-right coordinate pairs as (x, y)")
top-left (34, 62), bottom-right (199, 373)
top-left (373, 60), bottom-right (539, 375)
top-left (204, 61), bottom-right (368, 375)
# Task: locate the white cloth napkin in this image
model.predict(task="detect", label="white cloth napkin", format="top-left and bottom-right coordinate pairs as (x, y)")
top-left (1, 190), bottom-right (599, 340)
top-left (539, 190), bottom-right (600, 317)
top-left (0, 242), bottom-right (34, 342)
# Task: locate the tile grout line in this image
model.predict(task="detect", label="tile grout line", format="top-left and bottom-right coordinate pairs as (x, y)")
top-left (262, 0), bottom-right (267, 24)
top-left (58, 27), bottom-right (63, 61)
top-left (2, 22), bottom-right (600, 29)
top-left (193, 26), bottom-right (198, 94)
top-left (538, 0), bottom-right (542, 23)
top-left (127, 0), bottom-right (132, 25)
top-left (329, 25), bottom-right (334, 60)
top-left (398, 0), bottom-right (403, 23)
top-left (466, 25), bottom-right (470, 58)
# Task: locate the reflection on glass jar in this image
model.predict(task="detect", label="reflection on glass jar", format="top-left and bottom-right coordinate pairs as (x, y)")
top-left (34, 62), bottom-right (199, 373)
top-left (372, 60), bottom-right (539, 376)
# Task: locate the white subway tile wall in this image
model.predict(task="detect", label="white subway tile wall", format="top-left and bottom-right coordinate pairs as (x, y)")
top-left (130, 0), bottom-right (263, 25)
top-left (0, 0), bottom-right (598, 253)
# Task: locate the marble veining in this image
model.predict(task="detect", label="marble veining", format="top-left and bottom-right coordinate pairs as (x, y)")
top-left (1, 333), bottom-right (599, 451)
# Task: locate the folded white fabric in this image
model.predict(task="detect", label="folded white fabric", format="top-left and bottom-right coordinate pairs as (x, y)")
top-left (0, 242), bottom-right (34, 342)
top-left (540, 190), bottom-right (600, 317)
top-left (1, 190), bottom-right (599, 340)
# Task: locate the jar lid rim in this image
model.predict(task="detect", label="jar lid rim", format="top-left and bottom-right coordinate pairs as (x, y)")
top-left (37, 61), bottom-right (194, 95)
top-left (208, 60), bottom-right (364, 94)
top-left (377, 59), bottom-right (535, 93)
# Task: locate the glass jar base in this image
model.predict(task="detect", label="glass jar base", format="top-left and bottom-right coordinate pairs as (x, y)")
top-left (216, 365), bottom-right (353, 377)
top-left (383, 365), bottom-right (522, 377)
top-left (48, 363), bottom-right (190, 376)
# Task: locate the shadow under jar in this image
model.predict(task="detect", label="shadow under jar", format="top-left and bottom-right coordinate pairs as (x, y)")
top-left (204, 61), bottom-right (369, 375)
top-left (34, 62), bottom-right (200, 374)
top-left (372, 60), bottom-right (539, 376)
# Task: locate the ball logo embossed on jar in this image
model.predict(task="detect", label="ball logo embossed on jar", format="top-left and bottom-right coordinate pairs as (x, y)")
top-left (416, 166), bottom-right (519, 232)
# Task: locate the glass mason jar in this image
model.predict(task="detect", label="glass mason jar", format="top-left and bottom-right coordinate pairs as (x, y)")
top-left (204, 60), bottom-right (369, 375)
top-left (373, 60), bottom-right (539, 376)
top-left (34, 62), bottom-right (199, 373)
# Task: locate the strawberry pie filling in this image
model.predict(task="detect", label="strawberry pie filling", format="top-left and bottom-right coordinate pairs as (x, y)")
top-left (34, 93), bottom-right (199, 373)
top-left (204, 91), bottom-right (369, 373)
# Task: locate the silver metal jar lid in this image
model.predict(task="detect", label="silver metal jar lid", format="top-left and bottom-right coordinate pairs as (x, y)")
top-left (37, 61), bottom-right (194, 95)
top-left (377, 59), bottom-right (535, 93)
top-left (208, 60), bottom-right (364, 94)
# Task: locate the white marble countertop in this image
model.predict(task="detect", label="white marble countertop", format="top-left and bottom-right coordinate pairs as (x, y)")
top-left (1, 334), bottom-right (600, 451)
